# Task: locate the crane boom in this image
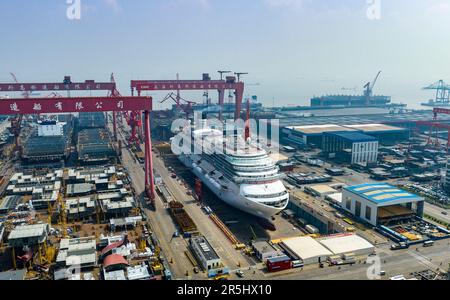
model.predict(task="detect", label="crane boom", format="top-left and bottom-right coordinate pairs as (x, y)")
top-left (370, 71), bottom-right (382, 92)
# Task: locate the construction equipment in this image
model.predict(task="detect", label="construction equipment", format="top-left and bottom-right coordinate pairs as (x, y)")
top-left (131, 74), bottom-right (245, 120)
top-left (364, 71), bottom-right (382, 105)
top-left (423, 80), bottom-right (450, 104)
top-left (8, 73), bottom-right (30, 153)
top-left (161, 92), bottom-right (196, 119)
top-left (139, 236), bottom-right (147, 251)
top-left (57, 194), bottom-right (68, 238)
top-left (47, 198), bottom-right (53, 225)
top-left (234, 72), bottom-right (248, 82)
top-left (218, 70), bottom-right (231, 80)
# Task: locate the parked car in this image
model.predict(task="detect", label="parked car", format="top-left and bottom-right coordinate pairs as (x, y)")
top-left (391, 242), bottom-right (409, 250)
top-left (236, 270), bottom-right (244, 278)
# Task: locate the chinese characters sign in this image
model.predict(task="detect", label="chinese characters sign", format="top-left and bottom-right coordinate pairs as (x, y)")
top-left (131, 80), bottom-right (244, 91)
top-left (0, 82), bottom-right (115, 92)
top-left (0, 97), bottom-right (152, 115)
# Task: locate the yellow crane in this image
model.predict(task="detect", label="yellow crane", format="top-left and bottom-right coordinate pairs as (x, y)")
top-left (47, 198), bottom-right (53, 225)
top-left (58, 193), bottom-right (68, 238)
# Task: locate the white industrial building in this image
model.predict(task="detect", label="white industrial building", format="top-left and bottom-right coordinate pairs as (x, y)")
top-left (8, 223), bottom-right (50, 247)
top-left (341, 183), bottom-right (424, 226)
top-left (189, 235), bottom-right (227, 277)
top-left (326, 193), bottom-right (342, 205)
top-left (56, 237), bottom-right (97, 269)
top-left (281, 236), bottom-right (332, 265)
top-left (252, 240), bottom-right (284, 262)
top-left (305, 185), bottom-right (338, 197)
top-left (319, 234), bottom-right (375, 256)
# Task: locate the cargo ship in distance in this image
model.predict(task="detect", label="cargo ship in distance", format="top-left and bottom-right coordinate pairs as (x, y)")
top-left (174, 124), bottom-right (289, 220)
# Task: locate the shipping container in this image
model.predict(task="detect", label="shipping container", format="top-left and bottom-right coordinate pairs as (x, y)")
top-left (266, 255), bottom-right (292, 273)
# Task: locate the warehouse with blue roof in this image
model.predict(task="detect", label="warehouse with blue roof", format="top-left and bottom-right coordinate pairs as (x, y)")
top-left (341, 183), bottom-right (424, 226)
top-left (322, 131), bottom-right (379, 164)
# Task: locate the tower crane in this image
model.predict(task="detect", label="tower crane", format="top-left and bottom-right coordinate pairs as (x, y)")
top-left (364, 71), bottom-right (382, 105)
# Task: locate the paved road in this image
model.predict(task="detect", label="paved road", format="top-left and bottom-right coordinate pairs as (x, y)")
top-left (151, 153), bottom-right (252, 275)
top-left (114, 122), bottom-right (251, 279)
top-left (260, 240), bottom-right (450, 280)
top-left (424, 202), bottom-right (450, 224)
top-left (114, 124), bottom-right (197, 279)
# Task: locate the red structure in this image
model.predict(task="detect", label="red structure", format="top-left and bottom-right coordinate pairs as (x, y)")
top-left (0, 95), bottom-right (156, 202)
top-left (109, 73), bottom-right (142, 144)
top-left (245, 98), bottom-right (251, 140)
top-left (130, 77), bottom-right (245, 120)
top-left (266, 256), bottom-right (292, 273)
top-left (413, 108), bottom-right (450, 149)
top-left (0, 77), bottom-right (118, 146)
top-left (195, 178), bottom-right (202, 202)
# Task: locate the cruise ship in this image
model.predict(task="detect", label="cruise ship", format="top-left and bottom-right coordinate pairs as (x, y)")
top-left (174, 123), bottom-right (289, 220)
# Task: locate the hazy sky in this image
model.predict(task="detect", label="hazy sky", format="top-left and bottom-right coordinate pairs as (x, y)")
top-left (1, 0), bottom-right (450, 109)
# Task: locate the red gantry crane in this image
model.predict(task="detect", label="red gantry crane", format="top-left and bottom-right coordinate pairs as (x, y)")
top-left (131, 73), bottom-right (245, 121)
top-left (0, 92), bottom-right (156, 203)
top-left (415, 107), bottom-right (450, 150)
top-left (1, 76), bottom-right (119, 148)
top-left (8, 73), bottom-right (31, 152)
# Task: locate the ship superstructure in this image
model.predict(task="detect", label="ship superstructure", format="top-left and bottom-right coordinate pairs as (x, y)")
top-left (175, 123), bottom-right (289, 219)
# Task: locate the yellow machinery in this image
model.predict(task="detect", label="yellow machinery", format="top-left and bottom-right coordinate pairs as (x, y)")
top-left (139, 236), bottom-right (147, 251)
top-left (244, 246), bottom-right (255, 256)
top-left (57, 194), bottom-right (68, 238)
top-left (47, 197), bottom-right (54, 225)
top-left (39, 242), bottom-right (56, 265)
top-left (214, 274), bottom-right (229, 280)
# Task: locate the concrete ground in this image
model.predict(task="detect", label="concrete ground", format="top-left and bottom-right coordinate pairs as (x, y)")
top-left (114, 122), bottom-right (255, 279)
top-left (230, 238), bottom-right (450, 280)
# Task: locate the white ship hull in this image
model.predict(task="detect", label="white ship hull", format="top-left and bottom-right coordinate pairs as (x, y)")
top-left (179, 153), bottom-right (288, 219)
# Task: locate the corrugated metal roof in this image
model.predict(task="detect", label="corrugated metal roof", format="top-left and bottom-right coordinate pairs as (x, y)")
top-left (344, 183), bottom-right (423, 204)
top-left (103, 254), bottom-right (129, 269)
top-left (101, 240), bottom-right (124, 255)
top-left (8, 223), bottom-right (49, 240)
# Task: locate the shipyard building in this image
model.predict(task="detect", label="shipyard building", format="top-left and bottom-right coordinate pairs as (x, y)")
top-left (322, 131), bottom-right (379, 165)
top-left (281, 123), bottom-right (408, 148)
top-left (341, 183), bottom-right (424, 226)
